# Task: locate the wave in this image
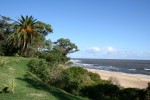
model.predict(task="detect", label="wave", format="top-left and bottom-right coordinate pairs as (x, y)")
top-left (129, 69), bottom-right (136, 71)
top-left (70, 59), bottom-right (81, 63)
top-left (72, 63), bottom-right (119, 71)
top-left (144, 68), bottom-right (150, 71)
top-left (71, 58), bottom-right (150, 75)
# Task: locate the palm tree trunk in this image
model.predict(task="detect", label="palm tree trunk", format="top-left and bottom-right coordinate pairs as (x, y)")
top-left (24, 42), bottom-right (28, 56)
top-left (20, 41), bottom-right (26, 56)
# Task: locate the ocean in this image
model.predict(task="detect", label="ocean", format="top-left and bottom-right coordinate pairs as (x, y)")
top-left (71, 58), bottom-right (150, 75)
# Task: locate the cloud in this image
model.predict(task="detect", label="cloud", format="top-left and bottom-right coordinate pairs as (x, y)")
top-left (87, 46), bottom-right (117, 54)
top-left (105, 46), bottom-right (117, 52)
top-left (87, 47), bottom-right (101, 53)
top-left (84, 46), bottom-right (150, 59)
top-left (69, 45), bottom-right (150, 60)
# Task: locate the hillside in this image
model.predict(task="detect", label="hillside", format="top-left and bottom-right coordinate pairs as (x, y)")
top-left (0, 57), bottom-right (88, 100)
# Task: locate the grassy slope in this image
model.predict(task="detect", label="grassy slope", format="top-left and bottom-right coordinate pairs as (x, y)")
top-left (0, 57), bottom-right (88, 100)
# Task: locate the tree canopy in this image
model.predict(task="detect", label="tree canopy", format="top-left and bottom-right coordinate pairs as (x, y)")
top-left (0, 15), bottom-right (53, 56)
top-left (0, 15), bottom-right (79, 63)
top-left (53, 38), bottom-right (79, 56)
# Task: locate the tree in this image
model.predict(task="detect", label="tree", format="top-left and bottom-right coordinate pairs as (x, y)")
top-left (53, 38), bottom-right (79, 56)
top-left (0, 15), bottom-right (12, 55)
top-left (7, 15), bottom-right (53, 56)
top-left (38, 38), bottom-right (79, 64)
top-left (7, 15), bottom-right (37, 55)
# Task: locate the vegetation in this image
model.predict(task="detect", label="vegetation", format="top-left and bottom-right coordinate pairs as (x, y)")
top-left (0, 15), bottom-right (150, 100)
top-left (0, 57), bottom-right (87, 100)
top-left (27, 59), bottom-right (150, 100)
top-left (60, 67), bottom-right (107, 95)
top-left (0, 15), bottom-right (53, 57)
top-left (7, 16), bottom-right (38, 56)
top-left (28, 60), bottom-right (109, 96)
top-left (81, 84), bottom-right (147, 100)
top-left (53, 38), bottom-right (79, 56)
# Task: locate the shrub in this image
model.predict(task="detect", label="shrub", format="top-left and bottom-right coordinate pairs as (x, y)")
top-left (38, 51), bottom-right (66, 64)
top-left (46, 64), bottom-right (64, 86)
top-left (44, 51), bottom-right (62, 63)
top-left (27, 60), bottom-right (146, 99)
top-left (57, 66), bottom-right (109, 95)
top-left (27, 59), bottom-right (50, 82)
top-left (60, 67), bottom-right (93, 95)
top-left (88, 71), bottom-right (101, 83)
top-left (119, 88), bottom-right (145, 100)
top-left (145, 90), bottom-right (150, 100)
top-left (88, 71), bottom-right (110, 84)
top-left (147, 82), bottom-right (150, 90)
top-left (26, 48), bottom-right (38, 57)
top-left (28, 65), bottom-right (105, 95)
top-left (27, 59), bottom-right (63, 84)
top-left (81, 83), bottom-right (120, 100)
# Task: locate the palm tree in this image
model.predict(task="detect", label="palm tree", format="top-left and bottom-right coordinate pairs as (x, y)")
top-left (7, 15), bottom-right (53, 56)
top-left (8, 15), bottom-right (37, 56)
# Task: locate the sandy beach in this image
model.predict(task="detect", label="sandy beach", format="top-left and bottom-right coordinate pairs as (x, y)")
top-left (87, 68), bottom-right (150, 89)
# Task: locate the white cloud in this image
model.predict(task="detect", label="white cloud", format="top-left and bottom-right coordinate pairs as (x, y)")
top-left (84, 46), bottom-right (150, 59)
top-left (87, 46), bottom-right (117, 54)
top-left (70, 47), bottom-right (150, 60)
top-left (105, 46), bottom-right (117, 52)
top-left (87, 47), bottom-right (101, 53)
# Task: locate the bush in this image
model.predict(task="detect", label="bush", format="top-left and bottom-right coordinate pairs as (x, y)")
top-left (119, 88), bottom-right (145, 100)
top-left (62, 67), bottom-right (94, 95)
top-left (27, 59), bottom-right (64, 85)
top-left (46, 64), bottom-right (64, 86)
top-left (27, 61), bottom-right (147, 99)
top-left (28, 63), bottom-right (110, 96)
top-left (147, 82), bottom-right (150, 90)
top-left (88, 72), bottom-right (101, 83)
top-left (57, 66), bottom-right (109, 95)
top-left (38, 51), bottom-right (69, 64)
top-left (80, 82), bottom-right (147, 100)
top-left (81, 83), bottom-right (120, 100)
top-left (88, 71), bottom-right (110, 84)
top-left (59, 67), bottom-right (92, 95)
top-left (26, 48), bottom-right (38, 57)
top-left (145, 90), bottom-right (150, 100)
top-left (27, 59), bottom-right (50, 82)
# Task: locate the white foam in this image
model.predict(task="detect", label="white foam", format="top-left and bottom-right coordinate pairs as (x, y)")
top-left (144, 68), bottom-right (150, 71)
top-left (70, 59), bottom-right (81, 63)
top-left (71, 59), bottom-right (150, 76)
top-left (129, 69), bottom-right (136, 71)
top-left (87, 68), bottom-right (150, 78)
top-left (108, 66), bottom-right (119, 70)
top-left (82, 64), bottom-right (94, 66)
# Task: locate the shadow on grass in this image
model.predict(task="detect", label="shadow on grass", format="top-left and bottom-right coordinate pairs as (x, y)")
top-left (16, 72), bottom-right (84, 100)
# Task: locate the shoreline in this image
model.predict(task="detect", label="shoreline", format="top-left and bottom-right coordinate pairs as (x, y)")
top-left (87, 68), bottom-right (150, 89)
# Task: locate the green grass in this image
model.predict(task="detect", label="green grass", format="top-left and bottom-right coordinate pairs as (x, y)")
top-left (0, 56), bottom-right (88, 100)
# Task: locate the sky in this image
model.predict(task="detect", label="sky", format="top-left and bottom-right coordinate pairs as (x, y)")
top-left (1, 0), bottom-right (150, 60)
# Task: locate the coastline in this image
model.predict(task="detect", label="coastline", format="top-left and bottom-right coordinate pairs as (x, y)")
top-left (87, 68), bottom-right (150, 89)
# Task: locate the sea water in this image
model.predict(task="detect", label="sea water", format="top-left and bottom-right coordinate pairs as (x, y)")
top-left (71, 58), bottom-right (150, 75)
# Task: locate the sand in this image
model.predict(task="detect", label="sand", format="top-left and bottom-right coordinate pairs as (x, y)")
top-left (87, 68), bottom-right (150, 89)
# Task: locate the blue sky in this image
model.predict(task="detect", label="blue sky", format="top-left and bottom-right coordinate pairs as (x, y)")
top-left (1, 0), bottom-right (150, 60)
